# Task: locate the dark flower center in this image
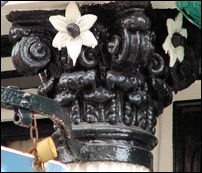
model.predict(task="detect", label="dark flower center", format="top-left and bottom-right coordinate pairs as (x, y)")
top-left (171, 32), bottom-right (186, 48)
top-left (66, 23), bottom-right (80, 38)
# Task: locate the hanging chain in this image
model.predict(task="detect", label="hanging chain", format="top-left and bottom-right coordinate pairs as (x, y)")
top-left (29, 112), bottom-right (45, 172)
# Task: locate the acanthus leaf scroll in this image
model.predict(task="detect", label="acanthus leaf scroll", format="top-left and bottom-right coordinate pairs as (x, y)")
top-left (7, 3), bottom-right (200, 136)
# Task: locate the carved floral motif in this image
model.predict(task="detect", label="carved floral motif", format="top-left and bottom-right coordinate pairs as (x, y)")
top-left (162, 13), bottom-right (188, 67)
top-left (49, 2), bottom-right (98, 65)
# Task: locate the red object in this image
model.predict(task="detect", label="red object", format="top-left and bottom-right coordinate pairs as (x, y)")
top-left (52, 114), bottom-right (56, 119)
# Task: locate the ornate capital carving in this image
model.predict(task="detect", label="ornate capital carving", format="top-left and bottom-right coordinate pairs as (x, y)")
top-left (7, 1), bottom-right (201, 171)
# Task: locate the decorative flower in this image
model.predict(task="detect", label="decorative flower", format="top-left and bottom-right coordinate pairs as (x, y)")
top-left (49, 2), bottom-right (98, 66)
top-left (162, 13), bottom-right (188, 67)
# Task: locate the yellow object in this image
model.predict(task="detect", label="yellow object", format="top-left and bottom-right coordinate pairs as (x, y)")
top-left (36, 136), bottom-right (58, 163)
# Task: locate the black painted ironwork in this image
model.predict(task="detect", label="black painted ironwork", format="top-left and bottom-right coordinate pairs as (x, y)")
top-left (1, 87), bottom-right (70, 129)
top-left (1, 86), bottom-right (81, 161)
top-left (13, 108), bottom-right (33, 128)
top-left (1, 1), bottom-right (201, 171)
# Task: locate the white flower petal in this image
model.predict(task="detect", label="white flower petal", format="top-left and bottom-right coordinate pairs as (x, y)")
top-left (66, 38), bottom-right (82, 66)
top-left (166, 19), bottom-right (175, 35)
top-left (175, 13), bottom-right (183, 32)
top-left (162, 36), bottom-right (172, 54)
top-left (52, 32), bottom-right (70, 50)
top-left (179, 28), bottom-right (188, 38)
top-left (77, 14), bottom-right (97, 32)
top-left (49, 15), bottom-right (67, 32)
top-left (176, 46), bottom-right (184, 62)
top-left (80, 31), bottom-right (98, 48)
top-left (168, 49), bottom-right (177, 67)
top-left (65, 2), bottom-right (81, 23)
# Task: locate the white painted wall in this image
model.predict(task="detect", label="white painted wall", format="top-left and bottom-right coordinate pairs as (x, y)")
top-left (152, 80), bottom-right (201, 172)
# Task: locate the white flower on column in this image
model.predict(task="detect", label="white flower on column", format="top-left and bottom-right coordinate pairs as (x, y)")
top-left (49, 1), bottom-right (98, 66)
top-left (162, 13), bottom-right (188, 67)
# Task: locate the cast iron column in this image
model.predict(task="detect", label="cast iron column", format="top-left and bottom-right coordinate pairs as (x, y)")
top-left (6, 1), bottom-right (200, 171)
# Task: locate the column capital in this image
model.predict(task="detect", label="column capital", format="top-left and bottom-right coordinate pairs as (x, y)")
top-left (6, 1), bottom-right (201, 171)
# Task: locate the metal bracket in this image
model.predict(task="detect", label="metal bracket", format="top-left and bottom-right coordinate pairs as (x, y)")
top-left (1, 86), bottom-right (81, 160)
top-left (13, 108), bottom-right (33, 128)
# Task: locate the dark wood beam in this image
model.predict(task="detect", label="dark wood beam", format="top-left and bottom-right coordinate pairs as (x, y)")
top-left (1, 75), bottom-right (41, 89)
top-left (1, 118), bottom-right (54, 146)
top-left (1, 70), bottom-right (23, 79)
top-left (1, 35), bottom-right (12, 58)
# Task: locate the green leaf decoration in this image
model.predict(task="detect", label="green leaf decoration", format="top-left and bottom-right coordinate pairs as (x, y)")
top-left (176, 1), bottom-right (201, 29)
